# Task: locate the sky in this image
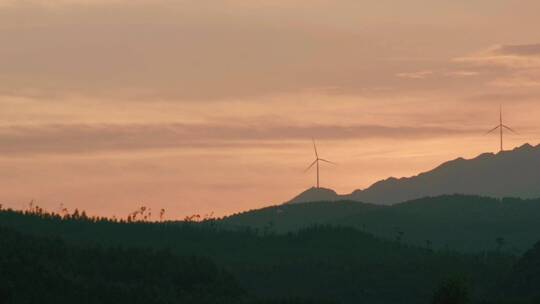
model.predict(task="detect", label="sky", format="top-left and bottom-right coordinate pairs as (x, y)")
top-left (1, 0), bottom-right (540, 219)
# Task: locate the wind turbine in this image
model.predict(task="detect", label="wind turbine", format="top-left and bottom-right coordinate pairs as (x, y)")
top-left (305, 139), bottom-right (335, 188)
top-left (486, 105), bottom-right (517, 152)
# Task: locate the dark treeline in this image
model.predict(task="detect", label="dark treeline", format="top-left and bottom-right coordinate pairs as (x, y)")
top-left (1, 205), bottom-right (539, 304)
top-left (499, 241), bottom-right (540, 303)
top-left (0, 226), bottom-right (331, 304)
top-left (0, 226), bottom-right (243, 304)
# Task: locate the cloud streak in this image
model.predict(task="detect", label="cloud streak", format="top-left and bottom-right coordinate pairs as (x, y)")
top-left (1, 0), bottom-right (532, 101)
top-left (0, 123), bottom-right (482, 156)
top-left (497, 44), bottom-right (540, 56)
top-left (396, 71), bottom-right (434, 79)
top-left (454, 43), bottom-right (540, 89)
top-left (455, 44), bottom-right (540, 69)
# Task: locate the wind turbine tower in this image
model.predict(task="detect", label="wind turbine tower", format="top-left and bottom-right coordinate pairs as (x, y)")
top-left (305, 139), bottom-right (335, 188)
top-left (486, 105), bottom-right (517, 152)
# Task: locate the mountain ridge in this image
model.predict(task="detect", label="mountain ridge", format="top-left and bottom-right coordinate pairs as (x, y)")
top-left (287, 143), bottom-right (540, 205)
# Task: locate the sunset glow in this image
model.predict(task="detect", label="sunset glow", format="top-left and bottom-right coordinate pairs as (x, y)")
top-left (2, 0), bottom-right (540, 219)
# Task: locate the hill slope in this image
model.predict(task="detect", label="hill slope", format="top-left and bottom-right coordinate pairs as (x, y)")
top-left (286, 187), bottom-right (341, 204)
top-left (287, 143), bottom-right (540, 205)
top-left (222, 195), bottom-right (540, 253)
top-left (347, 143), bottom-right (540, 204)
top-left (0, 226), bottom-right (244, 304)
top-left (0, 210), bottom-right (514, 304)
top-left (221, 200), bottom-right (381, 232)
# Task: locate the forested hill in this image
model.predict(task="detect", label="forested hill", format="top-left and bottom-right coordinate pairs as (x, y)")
top-left (501, 239), bottom-right (540, 301)
top-left (0, 226), bottom-right (245, 304)
top-left (221, 195), bottom-right (540, 253)
top-left (0, 208), bottom-right (517, 304)
top-left (220, 200), bottom-right (381, 232)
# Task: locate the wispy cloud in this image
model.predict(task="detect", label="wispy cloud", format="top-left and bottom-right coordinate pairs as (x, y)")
top-left (496, 43), bottom-right (540, 56)
top-left (489, 70), bottom-right (540, 88)
top-left (396, 70), bottom-right (434, 79)
top-left (454, 43), bottom-right (540, 89)
top-left (455, 44), bottom-right (540, 69)
top-left (465, 93), bottom-right (539, 103)
top-left (443, 70), bottom-right (480, 77)
top-left (0, 123), bottom-right (482, 156)
top-left (2, 1), bottom-right (534, 101)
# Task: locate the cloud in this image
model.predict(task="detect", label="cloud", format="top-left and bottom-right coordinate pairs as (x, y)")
top-left (0, 3), bottom-right (388, 100)
top-left (1, 0), bottom-right (529, 101)
top-left (0, 1), bottom-right (387, 100)
top-left (454, 43), bottom-right (540, 90)
top-left (456, 55), bottom-right (540, 69)
top-left (0, 123), bottom-right (481, 156)
top-left (496, 43), bottom-right (540, 56)
top-left (489, 70), bottom-right (540, 88)
top-left (455, 44), bottom-right (540, 69)
top-left (465, 93), bottom-right (539, 103)
top-left (396, 71), bottom-right (434, 79)
top-left (443, 70), bottom-right (479, 77)
top-left (396, 70), bottom-right (479, 80)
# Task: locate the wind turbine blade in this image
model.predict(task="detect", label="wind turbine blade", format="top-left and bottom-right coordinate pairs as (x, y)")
top-left (502, 125), bottom-right (518, 134)
top-left (318, 158), bottom-right (337, 165)
top-left (304, 160), bottom-right (318, 172)
top-left (312, 138), bottom-right (319, 158)
top-left (485, 125), bottom-right (500, 134)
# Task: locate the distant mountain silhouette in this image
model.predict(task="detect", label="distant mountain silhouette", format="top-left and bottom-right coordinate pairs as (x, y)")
top-left (286, 187), bottom-right (339, 204)
top-left (288, 143), bottom-right (540, 205)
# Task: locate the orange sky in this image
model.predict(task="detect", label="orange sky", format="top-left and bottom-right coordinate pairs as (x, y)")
top-left (1, 0), bottom-right (540, 219)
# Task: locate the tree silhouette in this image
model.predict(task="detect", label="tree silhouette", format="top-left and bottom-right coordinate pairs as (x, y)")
top-left (426, 240), bottom-right (433, 251)
top-left (432, 277), bottom-right (470, 304)
top-left (0, 284), bottom-right (11, 304)
top-left (496, 237), bottom-right (506, 252)
top-left (395, 227), bottom-right (405, 243)
top-left (0, 203), bottom-right (520, 304)
top-left (159, 208), bottom-right (165, 221)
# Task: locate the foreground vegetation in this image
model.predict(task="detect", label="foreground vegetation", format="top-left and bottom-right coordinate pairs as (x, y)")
top-left (1, 199), bottom-right (540, 303)
top-left (0, 226), bottom-right (244, 304)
